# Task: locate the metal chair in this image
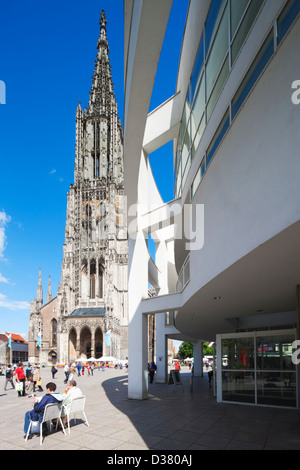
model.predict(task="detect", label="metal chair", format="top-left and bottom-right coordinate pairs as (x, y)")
top-left (66, 396), bottom-right (89, 434)
top-left (25, 402), bottom-right (66, 445)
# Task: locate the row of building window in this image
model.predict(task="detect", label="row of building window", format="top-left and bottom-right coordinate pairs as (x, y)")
top-left (190, 0), bottom-right (300, 200)
top-left (175, 0), bottom-right (299, 199)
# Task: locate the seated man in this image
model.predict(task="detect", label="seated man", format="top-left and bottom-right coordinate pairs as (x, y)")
top-left (61, 379), bottom-right (83, 423)
top-left (24, 382), bottom-right (63, 439)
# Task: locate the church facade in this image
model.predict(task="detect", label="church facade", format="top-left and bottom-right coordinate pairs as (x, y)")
top-left (28, 11), bottom-right (128, 365)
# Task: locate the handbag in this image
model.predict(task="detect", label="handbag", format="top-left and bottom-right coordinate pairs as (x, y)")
top-left (37, 379), bottom-right (43, 386)
top-left (16, 382), bottom-right (23, 392)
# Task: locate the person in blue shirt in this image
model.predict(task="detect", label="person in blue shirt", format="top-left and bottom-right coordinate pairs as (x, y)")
top-left (23, 382), bottom-right (63, 439)
top-left (76, 363), bottom-right (82, 376)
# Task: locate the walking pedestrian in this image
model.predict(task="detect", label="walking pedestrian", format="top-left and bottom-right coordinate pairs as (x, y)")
top-left (148, 361), bottom-right (157, 384)
top-left (64, 363), bottom-right (69, 384)
top-left (4, 364), bottom-right (15, 391)
top-left (51, 365), bottom-right (58, 379)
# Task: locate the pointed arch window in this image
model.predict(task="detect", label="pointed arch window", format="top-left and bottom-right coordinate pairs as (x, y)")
top-left (99, 262), bottom-right (104, 298)
top-left (90, 259), bottom-right (96, 299)
top-left (51, 319), bottom-right (57, 347)
top-left (95, 153), bottom-right (100, 177)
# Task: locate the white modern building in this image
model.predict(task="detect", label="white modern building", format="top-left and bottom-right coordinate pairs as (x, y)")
top-left (124, 0), bottom-right (300, 408)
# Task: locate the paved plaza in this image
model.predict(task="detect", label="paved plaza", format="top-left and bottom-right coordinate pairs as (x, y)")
top-left (1, 366), bottom-right (300, 451)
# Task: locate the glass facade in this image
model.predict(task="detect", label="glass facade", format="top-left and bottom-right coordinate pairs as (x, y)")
top-left (220, 331), bottom-right (296, 407)
top-left (175, 0), bottom-right (264, 198)
top-left (175, 0), bottom-right (300, 199)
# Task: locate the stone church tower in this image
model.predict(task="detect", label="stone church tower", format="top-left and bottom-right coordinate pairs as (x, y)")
top-left (28, 11), bottom-right (128, 365)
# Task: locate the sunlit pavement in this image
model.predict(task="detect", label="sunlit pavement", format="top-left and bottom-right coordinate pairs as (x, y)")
top-left (0, 366), bottom-right (300, 450)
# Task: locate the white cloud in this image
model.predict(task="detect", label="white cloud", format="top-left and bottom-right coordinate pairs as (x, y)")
top-left (0, 293), bottom-right (30, 310)
top-left (0, 273), bottom-right (9, 283)
top-left (0, 210), bottom-right (11, 258)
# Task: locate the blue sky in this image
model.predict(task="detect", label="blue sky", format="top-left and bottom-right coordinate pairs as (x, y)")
top-left (0, 0), bottom-right (188, 340)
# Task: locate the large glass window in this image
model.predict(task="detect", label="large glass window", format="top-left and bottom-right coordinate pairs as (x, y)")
top-left (221, 331), bottom-right (296, 407)
top-left (191, 36), bottom-right (204, 103)
top-left (175, 0), bottom-right (266, 198)
top-left (256, 334), bottom-right (295, 371)
top-left (231, 0), bottom-right (264, 64)
top-left (206, 55), bottom-right (229, 121)
top-left (231, 30), bottom-right (273, 120)
top-left (206, 4), bottom-right (229, 100)
top-left (257, 372), bottom-right (296, 407)
top-left (191, 157), bottom-right (205, 199)
top-left (205, 0), bottom-right (227, 55)
top-left (206, 109), bottom-right (230, 168)
top-left (222, 336), bottom-right (255, 370)
top-left (277, 0), bottom-right (300, 45)
top-left (230, 0), bottom-right (249, 38)
top-left (191, 73), bottom-right (205, 145)
top-left (222, 371), bottom-right (255, 404)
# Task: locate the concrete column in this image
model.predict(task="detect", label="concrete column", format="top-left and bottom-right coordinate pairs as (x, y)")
top-left (155, 313), bottom-right (167, 383)
top-left (193, 340), bottom-right (203, 377)
top-left (155, 240), bottom-right (169, 383)
top-left (297, 285), bottom-right (300, 413)
top-left (128, 233), bottom-right (149, 399)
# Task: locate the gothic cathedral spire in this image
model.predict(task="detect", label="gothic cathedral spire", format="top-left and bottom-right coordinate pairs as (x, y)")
top-left (74, 9), bottom-right (123, 186)
top-left (29, 10), bottom-right (128, 366)
top-left (56, 10), bottom-right (128, 363)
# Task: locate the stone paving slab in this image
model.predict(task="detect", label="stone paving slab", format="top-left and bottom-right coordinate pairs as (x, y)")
top-left (0, 366), bottom-right (300, 452)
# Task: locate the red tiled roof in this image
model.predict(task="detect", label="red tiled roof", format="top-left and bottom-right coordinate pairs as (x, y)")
top-left (5, 332), bottom-right (28, 344)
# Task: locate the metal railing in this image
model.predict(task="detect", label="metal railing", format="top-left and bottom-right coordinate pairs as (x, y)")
top-left (176, 253), bottom-right (190, 293)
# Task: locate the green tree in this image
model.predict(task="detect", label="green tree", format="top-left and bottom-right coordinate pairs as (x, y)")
top-left (178, 341), bottom-right (193, 359)
top-left (203, 342), bottom-right (213, 356)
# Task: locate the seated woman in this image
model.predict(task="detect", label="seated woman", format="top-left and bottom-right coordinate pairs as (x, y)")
top-left (60, 380), bottom-right (83, 425)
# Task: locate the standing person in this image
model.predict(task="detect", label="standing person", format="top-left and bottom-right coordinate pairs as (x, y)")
top-left (33, 365), bottom-right (43, 392)
top-left (76, 362), bottom-right (82, 376)
top-left (64, 363), bottom-right (69, 384)
top-left (69, 364), bottom-right (76, 381)
top-left (25, 375), bottom-right (35, 398)
top-left (51, 365), bottom-right (58, 379)
top-left (15, 363), bottom-right (26, 396)
top-left (148, 361), bottom-right (157, 384)
top-left (26, 364), bottom-right (33, 380)
top-left (4, 364), bottom-right (15, 391)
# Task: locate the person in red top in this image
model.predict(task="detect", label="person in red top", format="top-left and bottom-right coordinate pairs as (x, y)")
top-left (15, 363), bottom-right (26, 397)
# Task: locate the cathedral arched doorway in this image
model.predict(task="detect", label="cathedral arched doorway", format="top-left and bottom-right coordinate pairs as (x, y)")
top-left (95, 327), bottom-right (103, 359)
top-left (80, 326), bottom-right (92, 359)
top-left (48, 350), bottom-right (57, 365)
top-left (69, 328), bottom-right (77, 362)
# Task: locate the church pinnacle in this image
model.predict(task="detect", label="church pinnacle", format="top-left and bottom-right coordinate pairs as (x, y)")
top-left (87, 9), bottom-right (114, 116)
top-left (47, 275), bottom-right (52, 304)
top-left (36, 267), bottom-right (43, 304)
